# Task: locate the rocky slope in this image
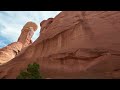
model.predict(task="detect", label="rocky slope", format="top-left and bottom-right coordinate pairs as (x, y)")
top-left (0, 11), bottom-right (120, 79)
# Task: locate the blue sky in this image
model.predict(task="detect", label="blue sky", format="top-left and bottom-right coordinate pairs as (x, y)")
top-left (0, 11), bottom-right (61, 48)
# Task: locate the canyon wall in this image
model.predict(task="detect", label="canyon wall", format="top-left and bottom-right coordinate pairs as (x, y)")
top-left (0, 11), bottom-right (120, 79)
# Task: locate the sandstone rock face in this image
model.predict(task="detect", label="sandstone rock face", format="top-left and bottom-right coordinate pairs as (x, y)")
top-left (0, 22), bottom-right (38, 65)
top-left (18, 22), bottom-right (38, 48)
top-left (0, 42), bottom-right (22, 65)
top-left (0, 11), bottom-right (120, 79)
top-left (40, 18), bottom-right (53, 33)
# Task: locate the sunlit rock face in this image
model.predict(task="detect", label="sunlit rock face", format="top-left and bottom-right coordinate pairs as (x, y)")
top-left (0, 11), bottom-right (120, 79)
top-left (0, 42), bottom-right (22, 65)
top-left (0, 22), bottom-right (38, 65)
top-left (17, 22), bottom-right (38, 48)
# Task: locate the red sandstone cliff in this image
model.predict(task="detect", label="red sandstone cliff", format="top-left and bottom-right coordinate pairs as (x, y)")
top-left (0, 11), bottom-right (120, 79)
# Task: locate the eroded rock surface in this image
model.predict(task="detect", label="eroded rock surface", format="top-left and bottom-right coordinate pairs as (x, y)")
top-left (0, 22), bottom-right (38, 65)
top-left (18, 22), bottom-right (38, 48)
top-left (0, 42), bottom-right (22, 65)
top-left (0, 11), bottom-right (120, 79)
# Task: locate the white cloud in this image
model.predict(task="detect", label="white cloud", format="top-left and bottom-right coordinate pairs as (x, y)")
top-left (0, 11), bottom-right (61, 48)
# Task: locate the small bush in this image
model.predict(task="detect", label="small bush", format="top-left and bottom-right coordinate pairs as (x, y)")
top-left (16, 63), bottom-right (43, 79)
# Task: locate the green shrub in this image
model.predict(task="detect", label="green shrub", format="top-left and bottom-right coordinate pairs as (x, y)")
top-left (16, 63), bottom-right (43, 79)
